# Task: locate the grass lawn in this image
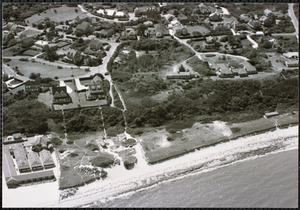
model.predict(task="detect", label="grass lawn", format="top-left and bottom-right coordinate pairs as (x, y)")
top-left (141, 112), bottom-right (298, 164)
top-left (185, 25), bottom-right (210, 35)
top-left (38, 90), bottom-right (53, 107)
top-left (7, 60), bottom-right (86, 79)
top-left (26, 5), bottom-right (89, 25)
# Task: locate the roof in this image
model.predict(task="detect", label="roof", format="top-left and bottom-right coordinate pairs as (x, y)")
top-left (283, 52), bottom-right (298, 59)
top-left (243, 61), bottom-right (256, 71)
top-left (8, 170), bottom-right (55, 183)
top-left (39, 149), bottom-right (55, 166)
top-left (52, 86), bottom-right (69, 99)
top-left (177, 14), bottom-right (188, 20)
top-left (77, 22), bottom-right (90, 31)
top-left (217, 64), bottom-right (231, 74)
top-left (27, 152), bottom-right (43, 168)
top-left (14, 145), bottom-right (30, 170)
top-left (3, 147), bottom-right (18, 178)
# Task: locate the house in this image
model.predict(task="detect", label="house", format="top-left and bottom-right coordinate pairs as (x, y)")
top-left (239, 14), bottom-right (251, 23)
top-left (27, 152), bottom-right (43, 171)
top-left (105, 9), bottom-right (116, 19)
top-left (243, 61), bottom-right (257, 74)
top-left (283, 52), bottom-right (298, 59)
top-left (209, 12), bottom-right (222, 21)
top-left (127, 29), bottom-right (137, 40)
top-left (5, 170), bottom-right (56, 188)
top-left (98, 28), bottom-right (115, 38)
top-left (86, 74), bottom-right (106, 101)
top-left (284, 60), bottom-right (298, 68)
top-left (166, 72), bottom-right (198, 79)
top-left (259, 15), bottom-right (268, 24)
top-left (52, 86), bottom-right (72, 105)
top-left (217, 64), bottom-right (233, 78)
top-left (143, 20), bottom-right (154, 27)
top-left (25, 81), bottom-right (40, 93)
top-left (76, 21), bottom-right (93, 35)
top-left (39, 149), bottom-right (55, 169)
top-left (156, 31), bottom-right (163, 38)
top-left (115, 11), bottom-right (126, 18)
top-left (89, 39), bottom-right (103, 51)
top-left (247, 20), bottom-right (261, 30)
top-left (264, 111), bottom-right (279, 118)
top-left (206, 36), bottom-right (214, 43)
top-left (231, 68), bottom-right (248, 77)
top-left (35, 40), bottom-right (49, 48)
top-left (264, 9), bottom-right (273, 16)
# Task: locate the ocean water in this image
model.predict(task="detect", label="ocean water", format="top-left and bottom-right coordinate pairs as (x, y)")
top-left (98, 148), bottom-right (298, 208)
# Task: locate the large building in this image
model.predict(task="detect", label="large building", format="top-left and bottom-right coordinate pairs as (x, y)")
top-left (86, 74), bottom-right (106, 101)
top-left (52, 86), bottom-right (72, 105)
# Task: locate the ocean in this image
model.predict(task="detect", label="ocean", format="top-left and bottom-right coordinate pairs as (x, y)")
top-left (98, 149), bottom-right (298, 208)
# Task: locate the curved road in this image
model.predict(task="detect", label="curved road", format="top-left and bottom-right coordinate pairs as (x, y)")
top-left (288, 3), bottom-right (299, 43)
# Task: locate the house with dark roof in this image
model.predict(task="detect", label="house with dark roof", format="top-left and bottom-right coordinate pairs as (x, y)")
top-left (39, 149), bottom-right (55, 169)
top-left (209, 12), bottom-right (222, 22)
top-left (86, 74), bottom-right (106, 101)
top-left (89, 39), bottom-right (103, 51)
top-left (76, 21), bottom-right (93, 35)
top-left (52, 86), bottom-right (72, 105)
top-left (25, 81), bottom-right (41, 93)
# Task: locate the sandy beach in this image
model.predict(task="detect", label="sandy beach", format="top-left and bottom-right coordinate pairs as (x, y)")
top-left (2, 123), bottom-right (298, 207)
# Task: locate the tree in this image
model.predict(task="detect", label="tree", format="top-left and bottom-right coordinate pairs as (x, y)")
top-left (178, 65), bottom-right (186, 72)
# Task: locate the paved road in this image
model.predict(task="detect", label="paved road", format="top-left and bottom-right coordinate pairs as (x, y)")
top-left (288, 3), bottom-right (299, 42)
top-left (2, 63), bottom-right (30, 82)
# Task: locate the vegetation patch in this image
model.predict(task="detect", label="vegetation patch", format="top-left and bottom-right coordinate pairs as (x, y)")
top-left (90, 152), bottom-right (115, 168)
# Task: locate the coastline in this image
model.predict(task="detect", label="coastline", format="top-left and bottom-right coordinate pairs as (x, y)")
top-left (2, 114), bottom-right (298, 207)
top-left (56, 124), bottom-right (298, 207)
top-left (143, 112), bottom-right (298, 164)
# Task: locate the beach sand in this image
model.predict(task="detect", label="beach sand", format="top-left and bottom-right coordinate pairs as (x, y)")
top-left (2, 124), bottom-right (298, 207)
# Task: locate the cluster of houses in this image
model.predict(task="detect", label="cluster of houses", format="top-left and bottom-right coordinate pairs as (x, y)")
top-left (280, 52), bottom-right (299, 69)
top-left (51, 74), bottom-right (107, 109)
top-left (3, 134), bottom-right (56, 188)
top-left (210, 61), bottom-right (257, 78)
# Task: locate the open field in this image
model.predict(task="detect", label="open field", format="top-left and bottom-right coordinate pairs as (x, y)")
top-left (6, 60), bottom-right (86, 79)
top-left (185, 25), bottom-right (210, 35)
top-left (140, 112), bottom-right (298, 164)
top-left (26, 5), bottom-right (89, 25)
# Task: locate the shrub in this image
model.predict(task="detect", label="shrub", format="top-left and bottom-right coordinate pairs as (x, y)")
top-left (57, 66), bottom-right (63, 69)
top-left (231, 127), bottom-right (241, 133)
top-left (51, 137), bottom-right (63, 145)
top-left (68, 152), bottom-right (79, 157)
top-left (121, 138), bottom-right (137, 147)
top-left (90, 152), bottom-right (115, 168)
top-left (19, 58), bottom-right (29, 61)
top-left (86, 143), bottom-right (99, 151)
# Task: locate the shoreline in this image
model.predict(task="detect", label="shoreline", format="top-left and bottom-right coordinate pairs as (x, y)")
top-left (56, 125), bottom-right (298, 207)
top-left (143, 112), bottom-right (298, 164)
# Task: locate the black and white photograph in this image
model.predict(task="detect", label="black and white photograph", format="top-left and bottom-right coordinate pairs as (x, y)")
top-left (2, 0), bottom-right (299, 208)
